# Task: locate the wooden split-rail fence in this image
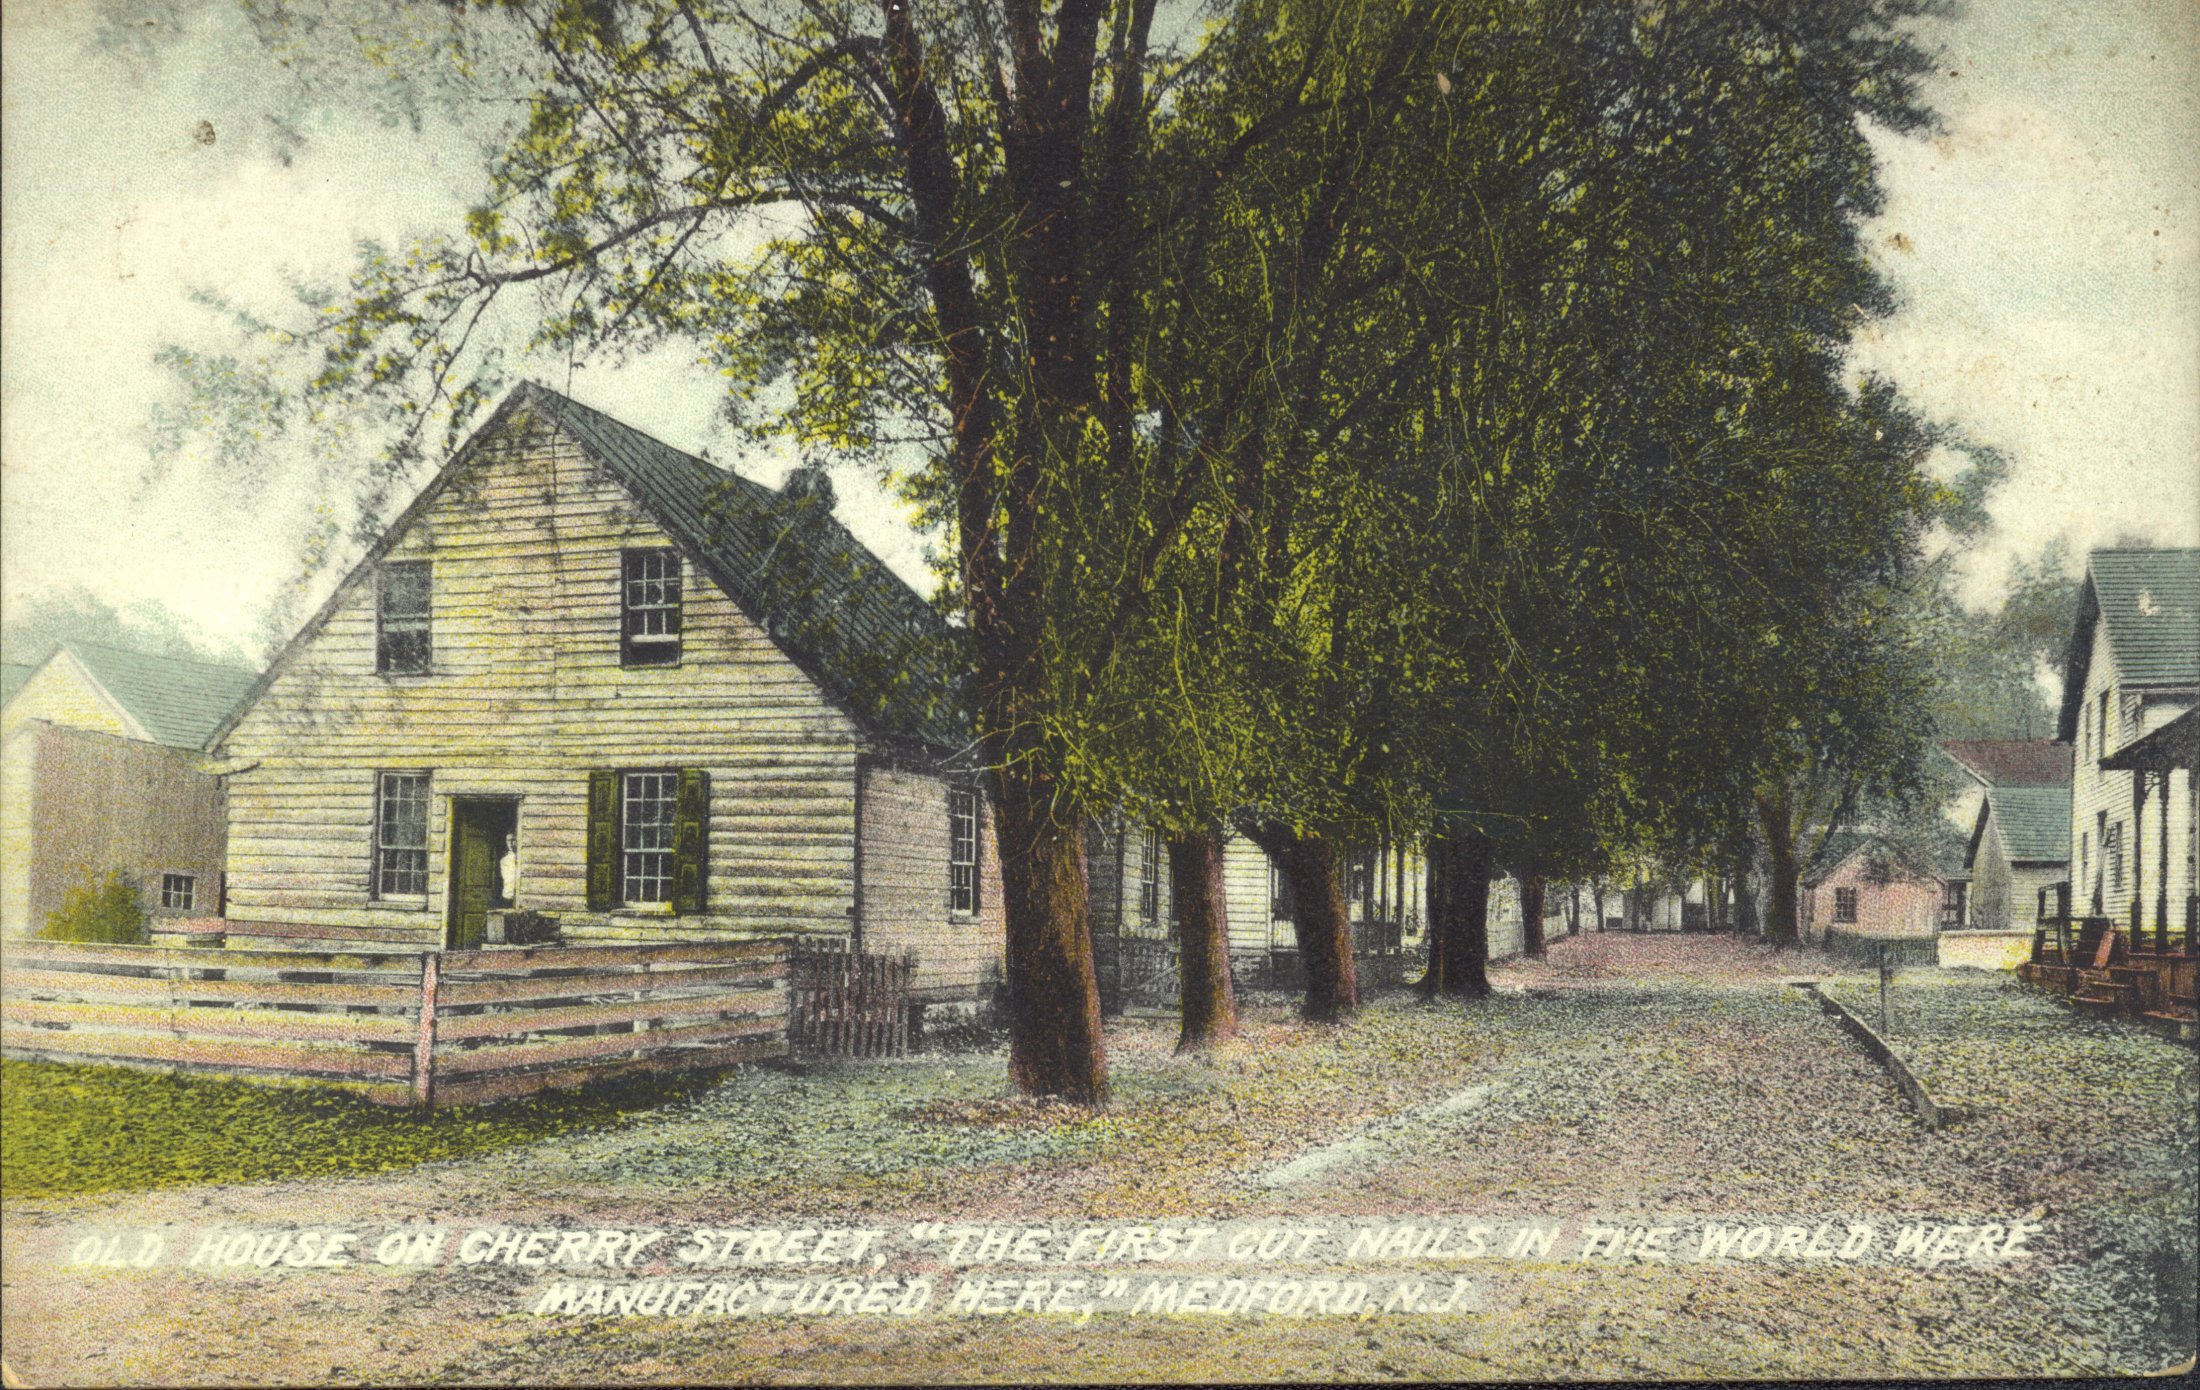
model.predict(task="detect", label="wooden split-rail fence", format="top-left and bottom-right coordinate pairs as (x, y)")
top-left (0, 937), bottom-right (789, 1106)
top-left (788, 941), bottom-right (917, 1058)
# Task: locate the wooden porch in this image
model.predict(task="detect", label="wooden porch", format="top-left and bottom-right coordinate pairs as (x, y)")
top-left (2017, 883), bottom-right (2198, 1041)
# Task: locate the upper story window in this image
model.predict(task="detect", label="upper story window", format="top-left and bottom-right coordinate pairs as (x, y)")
top-left (1833, 887), bottom-right (1859, 924)
top-left (377, 562), bottom-right (432, 675)
top-left (374, 771), bottom-right (431, 898)
top-left (2098, 688), bottom-right (2112, 753)
top-left (622, 549), bottom-right (683, 666)
top-left (948, 788), bottom-right (980, 917)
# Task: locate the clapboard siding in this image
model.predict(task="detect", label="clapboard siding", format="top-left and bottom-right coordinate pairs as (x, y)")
top-left (856, 763), bottom-right (1005, 1001)
top-left (1222, 833), bottom-right (1273, 956)
top-left (219, 409), bottom-right (867, 944)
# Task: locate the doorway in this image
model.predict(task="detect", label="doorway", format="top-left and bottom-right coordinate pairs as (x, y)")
top-left (447, 798), bottom-right (520, 949)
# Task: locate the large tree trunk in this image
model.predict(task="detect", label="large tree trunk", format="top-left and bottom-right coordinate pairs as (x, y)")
top-left (1520, 871), bottom-right (1547, 959)
top-left (1250, 824), bottom-right (1358, 1022)
top-left (992, 773), bottom-right (1108, 1102)
top-left (1754, 790), bottom-right (1801, 949)
top-left (1169, 827), bottom-right (1237, 1052)
top-left (1420, 824), bottom-right (1492, 997)
top-left (1592, 883), bottom-right (1606, 933)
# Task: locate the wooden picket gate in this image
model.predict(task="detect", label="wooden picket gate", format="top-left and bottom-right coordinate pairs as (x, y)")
top-left (788, 940), bottom-right (916, 1058)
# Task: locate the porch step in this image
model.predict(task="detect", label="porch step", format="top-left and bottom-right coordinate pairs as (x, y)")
top-left (2142, 1009), bottom-right (2199, 1043)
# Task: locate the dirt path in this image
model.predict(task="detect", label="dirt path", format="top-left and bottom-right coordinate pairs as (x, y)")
top-left (3, 935), bottom-right (2192, 1383)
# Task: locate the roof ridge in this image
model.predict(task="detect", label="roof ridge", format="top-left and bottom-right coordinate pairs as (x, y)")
top-left (61, 636), bottom-right (257, 675)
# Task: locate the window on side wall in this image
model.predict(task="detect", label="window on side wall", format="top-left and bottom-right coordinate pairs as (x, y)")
top-left (949, 788), bottom-right (979, 917)
top-left (1139, 827), bottom-right (1161, 926)
top-left (376, 562), bottom-right (432, 675)
top-left (1833, 887), bottom-right (1859, 924)
top-left (2107, 822), bottom-right (2124, 894)
top-left (160, 873), bottom-right (196, 912)
top-left (374, 772), bottom-right (431, 898)
top-left (621, 548), bottom-right (683, 666)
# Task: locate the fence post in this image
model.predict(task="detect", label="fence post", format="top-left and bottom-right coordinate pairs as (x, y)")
top-left (413, 952), bottom-right (441, 1107)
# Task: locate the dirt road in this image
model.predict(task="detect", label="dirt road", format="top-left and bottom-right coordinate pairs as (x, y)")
top-left (3, 935), bottom-right (2192, 1383)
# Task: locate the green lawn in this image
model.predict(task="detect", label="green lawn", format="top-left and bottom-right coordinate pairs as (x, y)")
top-left (0, 1058), bottom-right (723, 1198)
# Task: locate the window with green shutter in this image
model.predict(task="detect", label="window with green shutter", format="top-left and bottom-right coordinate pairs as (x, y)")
top-left (586, 769), bottom-right (708, 914)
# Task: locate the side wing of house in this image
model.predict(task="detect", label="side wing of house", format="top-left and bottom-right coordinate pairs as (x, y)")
top-left (855, 761), bottom-right (1006, 1003)
top-left (216, 404), bottom-right (868, 947)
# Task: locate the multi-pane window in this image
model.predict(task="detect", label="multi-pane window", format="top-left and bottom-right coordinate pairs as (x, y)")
top-left (376, 562), bottom-right (432, 674)
top-left (621, 549), bottom-right (683, 666)
top-left (948, 788), bottom-right (979, 916)
top-left (160, 873), bottom-right (196, 911)
top-left (621, 772), bottom-right (679, 904)
top-left (374, 772), bottom-right (431, 897)
top-left (1139, 828), bottom-right (1161, 925)
top-left (1833, 887), bottom-right (1859, 924)
top-left (2107, 822), bottom-right (2124, 894)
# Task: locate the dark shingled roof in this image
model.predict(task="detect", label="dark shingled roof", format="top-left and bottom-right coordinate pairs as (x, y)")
top-left (2059, 548), bottom-right (2200, 740)
top-left (60, 640), bottom-right (260, 751)
top-left (525, 385), bottom-right (972, 754)
top-left (1983, 784), bottom-right (2071, 865)
top-left (1938, 739), bottom-right (2072, 788)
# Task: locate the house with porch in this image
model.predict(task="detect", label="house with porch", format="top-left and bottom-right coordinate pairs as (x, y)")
top-left (2058, 548), bottom-right (2198, 939)
top-left (2, 640), bottom-right (257, 935)
top-left (207, 383), bottom-right (1006, 1006)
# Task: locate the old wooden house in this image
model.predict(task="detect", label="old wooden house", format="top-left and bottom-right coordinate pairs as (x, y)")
top-left (1942, 741), bottom-right (2073, 934)
top-left (1800, 828), bottom-right (1967, 943)
top-left (2059, 548), bottom-right (2198, 936)
top-left (2, 640), bottom-right (257, 934)
top-left (208, 384), bottom-right (1005, 1005)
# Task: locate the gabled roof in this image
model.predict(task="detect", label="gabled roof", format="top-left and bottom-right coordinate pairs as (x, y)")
top-left (1804, 824), bottom-right (1964, 887)
top-left (37, 640), bottom-right (259, 750)
top-left (1980, 784), bottom-right (2071, 866)
top-left (2058, 548), bottom-right (2200, 740)
top-left (214, 383), bottom-right (971, 755)
top-left (1937, 739), bottom-right (2071, 788)
top-left (0, 662), bottom-right (34, 704)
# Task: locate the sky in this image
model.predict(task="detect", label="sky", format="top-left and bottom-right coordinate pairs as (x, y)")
top-left (3, 0), bottom-right (2197, 662)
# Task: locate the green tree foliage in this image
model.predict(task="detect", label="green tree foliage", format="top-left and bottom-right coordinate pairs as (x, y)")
top-left (41, 870), bottom-right (149, 946)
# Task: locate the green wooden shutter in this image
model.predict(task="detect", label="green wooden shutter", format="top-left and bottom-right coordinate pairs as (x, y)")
top-left (586, 770), bottom-right (619, 911)
top-left (674, 768), bottom-right (709, 916)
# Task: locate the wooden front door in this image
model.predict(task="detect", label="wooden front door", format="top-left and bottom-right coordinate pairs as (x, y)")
top-left (447, 799), bottom-right (519, 949)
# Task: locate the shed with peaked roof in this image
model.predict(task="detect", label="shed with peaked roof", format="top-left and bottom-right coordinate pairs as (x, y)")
top-left (209, 384), bottom-right (1004, 1002)
top-left (1, 642), bottom-right (256, 935)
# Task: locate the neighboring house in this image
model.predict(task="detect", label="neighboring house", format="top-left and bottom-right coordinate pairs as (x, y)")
top-left (2058, 548), bottom-right (2199, 932)
top-left (1, 640), bottom-right (258, 934)
top-left (1800, 829), bottom-right (1961, 940)
top-left (1942, 740), bottom-right (2074, 933)
top-left (208, 383), bottom-right (1005, 1004)
top-left (1223, 834), bottom-right (1429, 974)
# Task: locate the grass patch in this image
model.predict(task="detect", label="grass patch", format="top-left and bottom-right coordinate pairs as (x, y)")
top-left (0, 1058), bottom-right (724, 1199)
